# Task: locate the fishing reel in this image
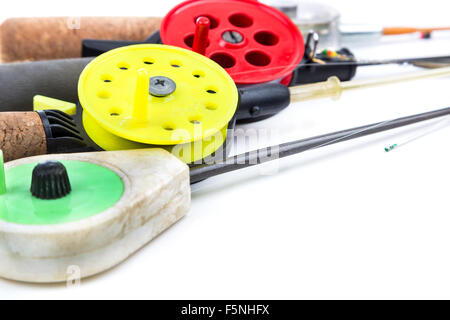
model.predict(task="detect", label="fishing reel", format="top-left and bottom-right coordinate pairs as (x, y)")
top-left (78, 43), bottom-right (295, 163)
top-left (83, 0), bottom-right (305, 86)
top-left (79, 44), bottom-right (239, 163)
top-left (159, 0), bottom-right (305, 85)
top-left (0, 148), bottom-right (190, 283)
top-left (0, 44), bottom-right (291, 164)
top-left (82, 0), bottom-right (362, 88)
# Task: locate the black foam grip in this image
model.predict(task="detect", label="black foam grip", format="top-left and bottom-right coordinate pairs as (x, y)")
top-left (0, 57), bottom-right (93, 112)
top-left (236, 83), bottom-right (291, 123)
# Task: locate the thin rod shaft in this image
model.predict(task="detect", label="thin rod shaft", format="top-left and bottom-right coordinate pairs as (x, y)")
top-left (382, 26), bottom-right (450, 35)
top-left (190, 107), bottom-right (450, 183)
top-left (300, 55), bottom-right (450, 68)
top-left (340, 66), bottom-right (450, 91)
top-left (288, 66), bottom-right (450, 104)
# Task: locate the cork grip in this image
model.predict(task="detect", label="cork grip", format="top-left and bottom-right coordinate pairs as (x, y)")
top-left (0, 112), bottom-right (47, 162)
top-left (0, 17), bottom-right (162, 62)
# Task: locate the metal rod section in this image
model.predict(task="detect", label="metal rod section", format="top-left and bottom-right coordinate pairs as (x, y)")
top-left (190, 107), bottom-right (450, 183)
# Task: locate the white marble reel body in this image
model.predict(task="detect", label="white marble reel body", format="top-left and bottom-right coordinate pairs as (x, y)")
top-left (0, 149), bottom-right (190, 283)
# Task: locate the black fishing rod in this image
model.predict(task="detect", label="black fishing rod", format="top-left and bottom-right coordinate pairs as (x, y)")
top-left (190, 106), bottom-right (450, 183)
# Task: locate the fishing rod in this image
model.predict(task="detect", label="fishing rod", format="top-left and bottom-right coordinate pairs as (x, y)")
top-left (4, 9), bottom-right (448, 115)
top-left (285, 31), bottom-right (450, 85)
top-left (1, 105), bottom-right (449, 283)
top-left (190, 106), bottom-right (450, 183)
top-left (3, 44), bottom-right (450, 164)
top-left (279, 1), bottom-right (450, 47)
top-left (288, 66), bottom-right (450, 103)
top-left (382, 26), bottom-right (450, 36)
top-left (299, 53), bottom-right (450, 68)
top-left (384, 115), bottom-right (450, 152)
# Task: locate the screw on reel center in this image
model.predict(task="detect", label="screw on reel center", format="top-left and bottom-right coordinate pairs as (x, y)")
top-left (149, 76), bottom-right (177, 97)
top-left (222, 30), bottom-right (244, 44)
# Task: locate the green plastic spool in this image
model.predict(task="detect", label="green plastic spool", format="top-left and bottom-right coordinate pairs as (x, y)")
top-left (0, 160), bottom-right (124, 225)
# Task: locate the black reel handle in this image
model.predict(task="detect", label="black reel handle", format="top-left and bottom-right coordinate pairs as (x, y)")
top-left (236, 83), bottom-right (291, 124)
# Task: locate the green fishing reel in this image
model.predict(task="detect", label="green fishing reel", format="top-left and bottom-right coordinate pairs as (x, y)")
top-left (0, 148), bottom-right (190, 283)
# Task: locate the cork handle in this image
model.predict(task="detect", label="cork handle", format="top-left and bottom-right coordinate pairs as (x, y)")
top-left (0, 17), bottom-right (162, 62)
top-left (0, 112), bottom-right (47, 162)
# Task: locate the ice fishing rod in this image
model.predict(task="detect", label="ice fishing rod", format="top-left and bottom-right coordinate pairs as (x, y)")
top-left (190, 106), bottom-right (450, 183)
top-left (289, 38), bottom-right (450, 85)
top-left (382, 26), bottom-right (450, 36)
top-left (1, 105), bottom-right (449, 283)
top-left (299, 51), bottom-right (450, 68)
top-left (288, 66), bottom-right (450, 103)
top-left (3, 42), bottom-right (448, 114)
top-left (2, 44), bottom-right (450, 164)
top-left (384, 115), bottom-right (450, 152)
top-left (279, 1), bottom-right (450, 47)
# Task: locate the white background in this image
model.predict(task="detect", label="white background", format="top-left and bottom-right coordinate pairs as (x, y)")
top-left (0, 0), bottom-right (449, 299)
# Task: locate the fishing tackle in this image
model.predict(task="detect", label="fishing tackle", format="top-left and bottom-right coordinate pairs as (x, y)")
top-left (288, 66), bottom-right (450, 103)
top-left (3, 44), bottom-right (450, 163)
top-left (0, 106), bottom-right (448, 283)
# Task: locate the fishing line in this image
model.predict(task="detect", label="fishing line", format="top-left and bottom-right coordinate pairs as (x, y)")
top-left (384, 115), bottom-right (450, 152)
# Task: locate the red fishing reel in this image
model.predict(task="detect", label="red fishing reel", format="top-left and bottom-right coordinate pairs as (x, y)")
top-left (160, 0), bottom-right (305, 85)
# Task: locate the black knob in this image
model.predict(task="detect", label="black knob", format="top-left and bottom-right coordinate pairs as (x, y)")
top-left (30, 161), bottom-right (72, 199)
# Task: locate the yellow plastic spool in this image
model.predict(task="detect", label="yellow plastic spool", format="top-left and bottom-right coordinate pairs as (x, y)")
top-left (78, 44), bottom-right (239, 163)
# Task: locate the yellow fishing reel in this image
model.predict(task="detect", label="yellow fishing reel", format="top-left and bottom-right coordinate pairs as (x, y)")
top-left (78, 44), bottom-right (239, 163)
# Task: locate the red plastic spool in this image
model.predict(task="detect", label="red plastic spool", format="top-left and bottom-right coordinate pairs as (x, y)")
top-left (161, 0), bottom-right (304, 85)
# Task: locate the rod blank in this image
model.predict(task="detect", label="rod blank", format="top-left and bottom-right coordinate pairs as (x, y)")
top-left (190, 106), bottom-right (450, 183)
